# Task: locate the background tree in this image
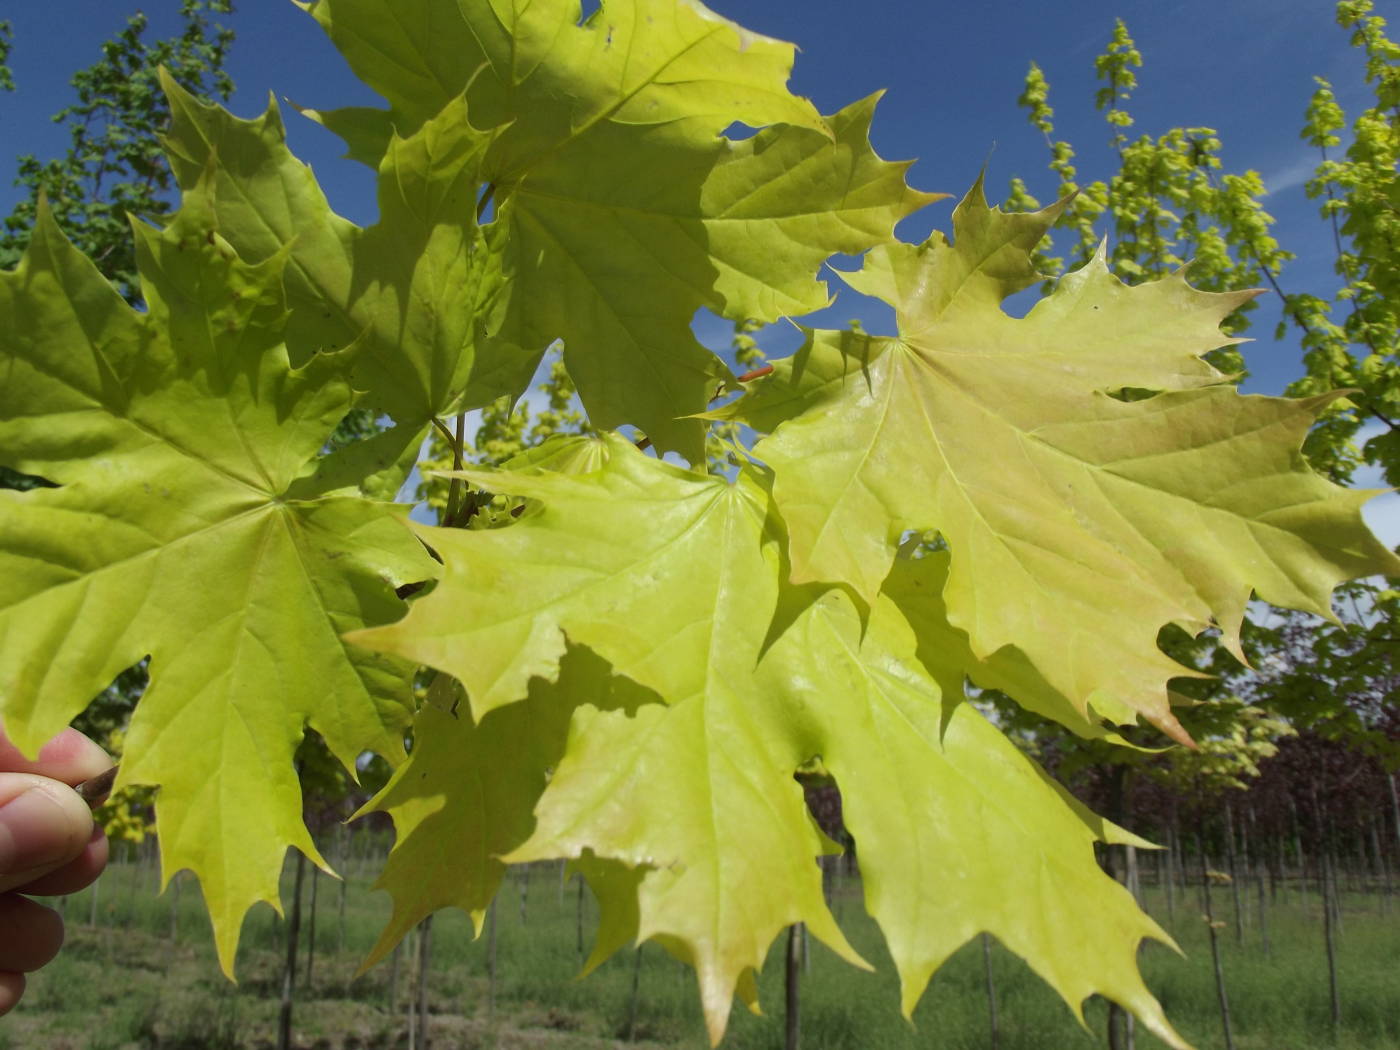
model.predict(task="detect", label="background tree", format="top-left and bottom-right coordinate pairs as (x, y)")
top-left (1002, 9), bottom-right (1398, 1044)
top-left (0, 20), bottom-right (13, 94)
top-left (1004, 17), bottom-right (1287, 378)
top-left (0, 0), bottom-right (235, 496)
top-left (0, 0), bottom-right (235, 302)
top-left (1286, 0), bottom-right (1400, 485)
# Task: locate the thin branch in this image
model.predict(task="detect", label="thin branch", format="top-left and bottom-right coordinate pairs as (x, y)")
top-left (430, 416), bottom-right (455, 446)
top-left (443, 412), bottom-right (466, 527)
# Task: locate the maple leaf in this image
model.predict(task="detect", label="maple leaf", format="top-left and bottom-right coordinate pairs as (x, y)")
top-left (883, 550), bottom-right (1145, 734)
top-left (159, 73), bottom-right (527, 496)
top-left (349, 438), bottom-right (868, 1040)
top-left (352, 434), bottom-right (755, 719)
top-left (757, 582), bottom-right (1189, 1048)
top-left (353, 651), bottom-right (632, 969)
top-left (0, 193), bottom-right (435, 972)
top-left (301, 0), bottom-right (938, 461)
top-left (350, 439), bottom-right (1192, 1044)
top-left (303, 0), bottom-right (829, 151)
top-left (720, 181), bottom-right (1400, 739)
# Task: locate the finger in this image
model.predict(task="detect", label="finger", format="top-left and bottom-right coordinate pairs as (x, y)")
top-left (0, 971), bottom-right (24, 1017)
top-left (0, 727), bottom-right (110, 786)
top-left (15, 824), bottom-right (108, 897)
top-left (0, 775), bottom-right (94, 893)
top-left (0, 894), bottom-right (64, 972)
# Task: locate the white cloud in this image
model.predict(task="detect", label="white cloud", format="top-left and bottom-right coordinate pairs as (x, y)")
top-left (1260, 155), bottom-right (1316, 196)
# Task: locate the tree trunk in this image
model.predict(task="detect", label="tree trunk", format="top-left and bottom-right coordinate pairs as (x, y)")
top-left (416, 915), bottom-right (433, 1050)
top-left (1321, 847), bottom-right (1342, 1034)
top-left (1104, 766), bottom-right (1135, 1050)
top-left (624, 944), bottom-right (644, 1041)
top-left (1199, 834), bottom-right (1235, 1050)
top-left (406, 925), bottom-right (419, 1050)
top-left (982, 933), bottom-right (1001, 1050)
top-left (338, 827), bottom-right (349, 954)
top-left (575, 874), bottom-right (585, 965)
top-left (169, 869), bottom-right (182, 942)
top-left (388, 940), bottom-right (402, 1011)
top-left (305, 862), bottom-right (320, 991)
top-left (784, 923), bottom-right (803, 1050)
top-left (277, 851), bottom-right (307, 1050)
top-left (1256, 852), bottom-right (1271, 957)
top-left (1389, 773), bottom-right (1400, 859)
top-left (121, 842), bottom-right (139, 928)
top-left (1272, 827), bottom-right (1283, 905)
top-left (1164, 809), bottom-right (1178, 929)
top-left (1372, 817), bottom-right (1392, 916)
top-left (1288, 794), bottom-right (1303, 906)
top-left (1309, 783), bottom-right (1342, 1034)
top-left (1224, 801), bottom-right (1244, 944)
top-left (487, 896), bottom-right (499, 1019)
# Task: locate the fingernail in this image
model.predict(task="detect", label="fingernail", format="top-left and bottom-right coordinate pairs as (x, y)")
top-left (0, 788), bottom-right (76, 873)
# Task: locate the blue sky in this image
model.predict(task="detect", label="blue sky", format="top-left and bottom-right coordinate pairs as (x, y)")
top-left (3, 0), bottom-right (1395, 540)
top-left (0, 0), bottom-right (1366, 391)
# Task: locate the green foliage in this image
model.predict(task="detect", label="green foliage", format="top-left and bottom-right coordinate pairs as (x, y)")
top-left (0, 20), bottom-right (13, 93)
top-left (0, 191), bottom-right (435, 973)
top-left (1146, 697), bottom-right (1295, 794)
top-left (1012, 5), bottom-right (1398, 486)
top-left (1001, 1), bottom-right (1400, 819)
top-left (304, 0), bottom-right (932, 462)
top-left (0, 0), bottom-right (249, 849)
top-left (0, 3), bottom-right (237, 491)
top-left (1238, 581), bottom-right (1400, 767)
top-left (1006, 18), bottom-right (1287, 380)
top-left (0, 1), bottom-right (235, 303)
top-left (356, 442), bottom-right (1187, 1043)
top-left (2, 2), bottom-right (1397, 1047)
top-left (1288, 0), bottom-right (1400, 485)
top-left (719, 186), bottom-right (1390, 744)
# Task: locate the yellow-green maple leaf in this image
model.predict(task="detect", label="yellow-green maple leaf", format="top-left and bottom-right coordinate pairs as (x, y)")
top-left (721, 182), bottom-right (1400, 739)
top-left (302, 0), bottom-right (938, 460)
top-left (758, 583), bottom-right (1188, 1047)
top-left (883, 551), bottom-right (1145, 735)
top-left (349, 438), bottom-right (868, 1040)
top-left (0, 194), bottom-right (435, 972)
top-left (159, 74), bottom-right (524, 497)
top-left (350, 440), bottom-right (1191, 1045)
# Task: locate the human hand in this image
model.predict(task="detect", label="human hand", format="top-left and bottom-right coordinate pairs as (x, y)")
top-left (0, 727), bottom-right (111, 1015)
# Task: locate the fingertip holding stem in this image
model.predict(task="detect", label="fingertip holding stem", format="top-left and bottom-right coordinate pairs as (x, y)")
top-left (0, 778), bottom-right (95, 892)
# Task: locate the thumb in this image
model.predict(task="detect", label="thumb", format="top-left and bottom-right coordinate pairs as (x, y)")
top-left (0, 774), bottom-right (94, 894)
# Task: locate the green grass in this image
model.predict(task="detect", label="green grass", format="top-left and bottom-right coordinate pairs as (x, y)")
top-left (9, 853), bottom-right (1398, 1050)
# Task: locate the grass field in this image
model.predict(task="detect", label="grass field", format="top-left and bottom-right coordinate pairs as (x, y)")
top-left (6, 849), bottom-right (1398, 1050)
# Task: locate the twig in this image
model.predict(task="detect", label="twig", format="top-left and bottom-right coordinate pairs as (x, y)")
top-left (430, 417), bottom-right (455, 446)
top-left (443, 413), bottom-right (466, 526)
top-left (75, 765), bottom-right (118, 807)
